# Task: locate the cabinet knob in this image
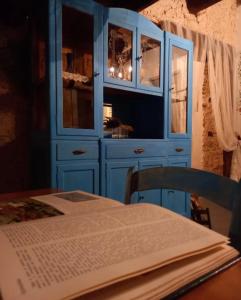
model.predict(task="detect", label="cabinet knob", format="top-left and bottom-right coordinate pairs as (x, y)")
top-left (72, 149), bottom-right (86, 155)
top-left (175, 148), bottom-right (183, 152)
top-left (134, 148), bottom-right (144, 154)
top-left (94, 72), bottom-right (100, 77)
top-left (136, 56), bottom-right (143, 61)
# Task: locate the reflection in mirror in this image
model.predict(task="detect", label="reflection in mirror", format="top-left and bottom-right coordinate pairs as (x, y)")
top-left (171, 46), bottom-right (188, 134)
top-left (62, 6), bottom-right (94, 129)
top-left (108, 24), bottom-right (133, 81)
top-left (140, 35), bottom-right (160, 87)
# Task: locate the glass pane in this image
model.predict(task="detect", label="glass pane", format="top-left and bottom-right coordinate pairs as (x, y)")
top-left (108, 24), bottom-right (133, 81)
top-left (171, 46), bottom-right (188, 134)
top-left (140, 35), bottom-right (160, 87)
top-left (62, 6), bottom-right (94, 129)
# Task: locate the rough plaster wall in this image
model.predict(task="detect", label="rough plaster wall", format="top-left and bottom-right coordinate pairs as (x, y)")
top-left (141, 0), bottom-right (237, 45)
top-left (202, 65), bottom-right (223, 175)
top-left (236, 5), bottom-right (241, 50)
top-left (141, 0), bottom-right (238, 173)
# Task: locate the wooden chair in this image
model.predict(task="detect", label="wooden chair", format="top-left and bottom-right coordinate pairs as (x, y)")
top-left (190, 195), bottom-right (212, 229)
top-left (124, 166), bottom-right (241, 251)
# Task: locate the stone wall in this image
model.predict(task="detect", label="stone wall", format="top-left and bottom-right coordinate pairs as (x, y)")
top-left (141, 0), bottom-right (237, 46)
top-left (141, 0), bottom-right (238, 174)
top-left (202, 65), bottom-right (223, 175)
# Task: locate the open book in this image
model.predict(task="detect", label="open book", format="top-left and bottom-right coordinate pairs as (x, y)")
top-left (0, 191), bottom-right (239, 300)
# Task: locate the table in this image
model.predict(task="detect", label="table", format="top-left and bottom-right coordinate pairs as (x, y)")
top-left (180, 259), bottom-right (241, 300)
top-left (0, 189), bottom-right (241, 300)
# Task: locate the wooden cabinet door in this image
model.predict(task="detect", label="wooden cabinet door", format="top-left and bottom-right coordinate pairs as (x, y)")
top-left (51, 0), bottom-right (103, 138)
top-left (165, 32), bottom-right (193, 139)
top-left (105, 160), bottom-right (138, 203)
top-left (136, 27), bottom-right (164, 94)
top-left (57, 162), bottom-right (99, 194)
top-left (103, 8), bottom-right (136, 88)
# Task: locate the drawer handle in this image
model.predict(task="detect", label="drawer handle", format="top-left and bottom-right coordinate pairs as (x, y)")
top-left (72, 149), bottom-right (86, 155)
top-left (134, 148), bottom-right (144, 154)
top-left (175, 148), bottom-right (184, 152)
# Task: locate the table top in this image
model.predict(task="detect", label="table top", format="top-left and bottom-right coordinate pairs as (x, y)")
top-left (179, 259), bottom-right (241, 300)
top-left (0, 189), bottom-right (241, 300)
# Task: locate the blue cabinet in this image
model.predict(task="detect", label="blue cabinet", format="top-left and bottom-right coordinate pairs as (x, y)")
top-left (104, 161), bottom-right (138, 202)
top-left (49, 0), bottom-right (103, 192)
top-left (51, 0), bottom-right (103, 138)
top-left (101, 140), bottom-right (168, 205)
top-left (164, 32), bottom-right (193, 139)
top-left (57, 163), bottom-right (99, 193)
top-left (104, 8), bottom-right (164, 94)
top-left (48, 0), bottom-right (193, 217)
top-left (51, 140), bottom-right (99, 193)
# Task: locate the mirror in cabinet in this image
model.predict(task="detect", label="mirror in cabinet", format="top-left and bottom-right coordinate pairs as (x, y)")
top-left (61, 5), bottom-right (94, 130)
top-left (103, 87), bottom-right (164, 139)
top-left (171, 46), bottom-right (188, 134)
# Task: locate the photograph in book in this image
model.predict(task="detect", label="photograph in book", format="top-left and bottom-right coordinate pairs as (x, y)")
top-left (0, 198), bottom-right (63, 225)
top-left (31, 190), bottom-right (124, 215)
top-left (0, 202), bottom-right (239, 300)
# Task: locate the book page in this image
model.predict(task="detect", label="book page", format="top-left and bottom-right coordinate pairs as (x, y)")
top-left (31, 190), bottom-right (124, 215)
top-left (77, 245), bottom-right (239, 300)
top-left (0, 203), bottom-right (230, 300)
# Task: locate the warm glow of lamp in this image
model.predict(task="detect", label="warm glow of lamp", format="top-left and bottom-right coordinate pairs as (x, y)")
top-left (109, 66), bottom-right (115, 73)
top-left (118, 72), bottom-right (123, 79)
top-left (128, 65), bottom-right (132, 73)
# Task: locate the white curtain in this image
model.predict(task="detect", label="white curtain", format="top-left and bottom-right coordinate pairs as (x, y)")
top-left (160, 21), bottom-right (241, 181)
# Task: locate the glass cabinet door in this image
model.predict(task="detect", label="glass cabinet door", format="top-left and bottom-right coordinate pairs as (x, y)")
top-left (137, 31), bottom-right (164, 93)
top-left (166, 33), bottom-right (193, 138)
top-left (55, 2), bottom-right (102, 136)
top-left (107, 24), bottom-right (133, 82)
top-left (62, 6), bottom-right (94, 130)
top-left (104, 21), bottom-right (136, 87)
top-left (170, 46), bottom-right (188, 134)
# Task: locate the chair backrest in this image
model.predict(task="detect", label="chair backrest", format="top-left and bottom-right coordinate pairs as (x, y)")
top-left (124, 166), bottom-right (241, 251)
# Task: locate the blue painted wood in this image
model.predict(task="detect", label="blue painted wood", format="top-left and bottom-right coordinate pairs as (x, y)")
top-left (105, 160), bottom-right (138, 202)
top-left (103, 7), bottom-right (165, 94)
top-left (48, 1), bottom-right (194, 213)
top-left (103, 8), bottom-right (136, 88)
top-left (55, 0), bottom-right (103, 137)
top-left (102, 140), bottom-right (169, 206)
top-left (136, 25), bottom-right (164, 94)
top-left (57, 162), bottom-right (99, 193)
top-left (56, 141), bottom-right (99, 161)
top-left (103, 82), bottom-right (163, 97)
top-left (164, 31), bottom-right (193, 139)
top-left (168, 140), bottom-right (191, 156)
top-left (105, 141), bottom-right (168, 159)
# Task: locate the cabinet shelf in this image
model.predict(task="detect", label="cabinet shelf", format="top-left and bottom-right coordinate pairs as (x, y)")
top-left (103, 87), bottom-right (164, 139)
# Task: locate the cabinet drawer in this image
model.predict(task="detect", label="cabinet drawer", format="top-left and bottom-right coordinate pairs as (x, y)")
top-left (105, 142), bottom-right (168, 159)
top-left (56, 141), bottom-right (98, 161)
top-left (168, 141), bottom-right (191, 156)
